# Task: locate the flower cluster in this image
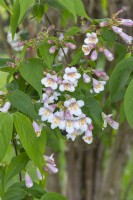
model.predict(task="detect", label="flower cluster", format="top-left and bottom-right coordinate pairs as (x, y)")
top-left (82, 32), bottom-right (114, 62)
top-left (25, 154), bottom-right (58, 188)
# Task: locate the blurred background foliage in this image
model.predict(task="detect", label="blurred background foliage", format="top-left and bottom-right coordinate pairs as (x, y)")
top-left (0, 0), bottom-right (133, 200)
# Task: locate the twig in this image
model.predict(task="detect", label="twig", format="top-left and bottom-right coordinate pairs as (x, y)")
top-left (44, 13), bottom-right (69, 63)
top-left (12, 138), bottom-right (22, 181)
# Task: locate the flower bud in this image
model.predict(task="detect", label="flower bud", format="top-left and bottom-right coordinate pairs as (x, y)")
top-left (25, 173), bottom-right (33, 188)
top-left (26, 46), bottom-right (32, 51)
top-left (47, 40), bottom-right (55, 45)
top-left (49, 46), bottom-right (56, 54)
top-left (100, 21), bottom-right (108, 27)
top-left (83, 73), bottom-right (91, 83)
top-left (103, 49), bottom-right (114, 61)
top-left (90, 50), bottom-right (98, 61)
top-left (65, 42), bottom-right (76, 49)
top-left (36, 168), bottom-right (43, 180)
top-left (45, 87), bottom-right (53, 94)
top-left (18, 41), bottom-right (26, 46)
top-left (112, 26), bottom-right (123, 34)
top-left (0, 102), bottom-right (11, 113)
top-left (57, 77), bottom-right (62, 84)
top-left (119, 32), bottom-right (133, 44)
top-left (119, 19), bottom-right (133, 27)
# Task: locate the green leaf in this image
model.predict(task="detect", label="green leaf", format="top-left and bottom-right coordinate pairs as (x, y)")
top-left (10, 0), bottom-right (20, 39)
top-left (0, 0), bottom-right (12, 13)
top-left (124, 79), bottom-right (133, 128)
top-left (0, 113), bottom-right (13, 161)
top-left (19, 58), bottom-right (44, 97)
top-left (109, 57), bottom-right (133, 102)
top-left (8, 90), bottom-right (38, 120)
top-left (101, 27), bottom-right (117, 46)
top-left (65, 26), bottom-right (81, 37)
top-left (33, 3), bottom-right (44, 20)
top-left (57, 0), bottom-right (77, 22)
top-left (73, 0), bottom-right (90, 20)
top-left (10, 181), bottom-right (46, 199)
top-left (83, 97), bottom-right (103, 126)
top-left (14, 112), bottom-right (45, 170)
top-left (41, 192), bottom-right (67, 200)
top-left (4, 152), bottom-right (29, 185)
top-left (19, 0), bottom-right (34, 24)
top-left (38, 41), bottom-right (55, 69)
top-left (69, 47), bottom-right (84, 66)
top-left (2, 187), bottom-right (26, 200)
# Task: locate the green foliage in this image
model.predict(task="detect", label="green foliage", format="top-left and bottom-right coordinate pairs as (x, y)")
top-left (101, 27), bottom-right (117, 46)
top-left (4, 152), bottom-right (29, 185)
top-left (0, 0), bottom-right (12, 13)
top-left (13, 112), bottom-right (46, 171)
top-left (69, 47), bottom-right (84, 66)
top-left (19, 58), bottom-right (44, 97)
top-left (2, 187), bottom-right (26, 200)
top-left (33, 3), bottom-right (44, 20)
top-left (0, 113), bottom-right (13, 161)
top-left (124, 79), bottom-right (133, 128)
top-left (109, 57), bottom-right (133, 102)
top-left (8, 90), bottom-right (38, 120)
top-left (65, 26), bottom-right (81, 37)
top-left (41, 192), bottom-right (67, 200)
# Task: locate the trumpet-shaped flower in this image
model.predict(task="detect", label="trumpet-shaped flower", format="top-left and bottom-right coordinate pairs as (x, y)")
top-left (63, 67), bottom-right (81, 83)
top-left (119, 32), bottom-right (133, 44)
top-left (93, 78), bottom-right (106, 93)
top-left (64, 98), bottom-right (84, 116)
top-left (84, 32), bottom-right (98, 45)
top-left (82, 130), bottom-right (93, 144)
top-left (41, 73), bottom-right (58, 90)
top-left (32, 121), bottom-right (42, 137)
top-left (44, 154), bottom-right (58, 174)
top-left (82, 44), bottom-right (92, 55)
top-left (25, 173), bottom-right (33, 188)
top-left (39, 103), bottom-right (54, 122)
top-left (59, 80), bottom-right (77, 92)
top-left (103, 49), bottom-right (114, 61)
top-left (83, 73), bottom-right (91, 83)
top-left (48, 111), bottom-right (65, 130)
top-left (93, 69), bottom-right (109, 81)
top-left (0, 102), bottom-right (11, 113)
top-left (74, 114), bottom-right (92, 132)
top-left (102, 112), bottom-right (119, 130)
top-left (66, 130), bottom-right (83, 141)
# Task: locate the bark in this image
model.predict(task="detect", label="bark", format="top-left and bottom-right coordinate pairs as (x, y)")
top-left (100, 123), bottom-right (133, 200)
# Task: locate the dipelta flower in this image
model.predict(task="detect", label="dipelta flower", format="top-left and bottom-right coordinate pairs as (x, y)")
top-left (63, 67), bottom-right (81, 83)
top-left (66, 130), bottom-right (83, 141)
top-left (92, 78), bottom-right (106, 93)
top-left (41, 73), bottom-right (58, 90)
top-left (102, 112), bottom-right (119, 130)
top-left (64, 98), bottom-right (84, 116)
top-left (74, 114), bottom-right (92, 132)
top-left (0, 102), bottom-right (11, 113)
top-left (32, 121), bottom-right (42, 137)
top-left (48, 111), bottom-right (65, 130)
top-left (82, 129), bottom-right (93, 144)
top-left (39, 103), bottom-right (55, 122)
top-left (43, 154), bottom-right (58, 174)
top-left (25, 172), bottom-right (33, 188)
top-left (84, 32), bottom-right (98, 45)
top-left (59, 80), bottom-right (77, 92)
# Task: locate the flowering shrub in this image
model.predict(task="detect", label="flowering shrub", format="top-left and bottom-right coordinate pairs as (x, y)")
top-left (0, 0), bottom-right (133, 199)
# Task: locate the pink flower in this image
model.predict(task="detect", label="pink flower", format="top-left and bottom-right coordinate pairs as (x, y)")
top-left (65, 42), bottom-right (76, 49)
top-left (49, 46), bottom-right (56, 54)
top-left (32, 121), bottom-right (42, 137)
top-left (118, 19), bottom-right (133, 27)
top-left (90, 50), bottom-right (98, 61)
top-left (25, 173), bottom-right (33, 188)
top-left (83, 73), bottom-right (91, 83)
top-left (119, 32), bottom-right (132, 44)
top-left (93, 69), bottom-right (109, 81)
top-left (100, 21), bottom-right (108, 27)
top-left (103, 49), bottom-right (114, 61)
top-left (36, 168), bottom-right (43, 180)
top-left (44, 154), bottom-right (58, 174)
top-left (112, 26), bottom-right (123, 34)
top-left (102, 112), bottom-right (119, 130)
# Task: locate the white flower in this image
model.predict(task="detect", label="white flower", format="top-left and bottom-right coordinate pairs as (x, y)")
top-left (25, 173), bottom-right (33, 188)
top-left (93, 78), bottom-right (106, 93)
top-left (41, 73), bottom-right (58, 90)
top-left (66, 130), bottom-right (83, 141)
top-left (0, 102), bottom-right (11, 113)
top-left (32, 121), bottom-right (42, 137)
top-left (84, 32), bottom-right (98, 45)
top-left (65, 118), bottom-right (76, 134)
top-left (64, 98), bottom-right (84, 116)
top-left (44, 154), bottom-right (58, 174)
top-left (103, 49), bottom-right (114, 61)
top-left (102, 112), bottom-right (119, 130)
top-left (39, 103), bottom-right (54, 122)
top-left (59, 80), bottom-right (77, 92)
top-left (82, 130), bottom-right (93, 144)
top-left (82, 44), bottom-right (92, 55)
top-left (83, 73), bottom-right (91, 83)
top-left (63, 67), bottom-right (81, 83)
top-left (119, 32), bottom-right (133, 44)
top-left (112, 26), bottom-right (123, 34)
top-left (74, 114), bottom-right (92, 132)
top-left (42, 91), bottom-right (60, 104)
top-left (48, 111), bottom-right (65, 130)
